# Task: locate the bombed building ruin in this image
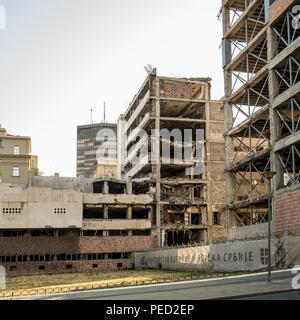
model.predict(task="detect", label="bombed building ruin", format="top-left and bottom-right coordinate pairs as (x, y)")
top-left (118, 69), bottom-right (227, 247)
top-left (221, 0), bottom-right (300, 239)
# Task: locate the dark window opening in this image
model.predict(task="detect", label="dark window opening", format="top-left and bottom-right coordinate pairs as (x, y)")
top-left (132, 230), bottom-right (151, 236)
top-left (112, 253), bottom-right (122, 259)
top-left (83, 230), bottom-right (103, 237)
top-left (39, 266), bottom-right (45, 271)
top-left (109, 230), bottom-right (128, 236)
top-left (214, 212), bottom-right (220, 225)
top-left (108, 207), bottom-right (127, 219)
top-left (108, 182), bottom-right (125, 194)
top-left (191, 213), bottom-right (202, 225)
top-left (66, 265), bottom-right (72, 269)
top-left (10, 266), bottom-right (16, 271)
top-left (31, 230), bottom-right (54, 237)
top-left (117, 263), bottom-right (123, 269)
top-left (58, 230), bottom-right (69, 237)
top-left (166, 230), bottom-right (189, 246)
top-left (93, 181), bottom-right (104, 193)
top-left (132, 208), bottom-right (149, 219)
top-left (83, 206), bottom-right (104, 219)
top-left (92, 264), bottom-right (98, 269)
top-left (122, 253), bottom-right (131, 259)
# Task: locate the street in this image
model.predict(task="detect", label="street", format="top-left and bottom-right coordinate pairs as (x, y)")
top-left (16, 270), bottom-right (300, 300)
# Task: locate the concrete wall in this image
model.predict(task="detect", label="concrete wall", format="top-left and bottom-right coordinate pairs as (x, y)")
top-left (0, 187), bottom-right (83, 229)
top-left (134, 237), bottom-right (288, 272)
top-left (30, 174), bottom-right (94, 193)
top-left (228, 222), bottom-right (274, 240)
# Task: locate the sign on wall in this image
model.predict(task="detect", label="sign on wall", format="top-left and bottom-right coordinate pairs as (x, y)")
top-left (134, 238), bottom-right (288, 272)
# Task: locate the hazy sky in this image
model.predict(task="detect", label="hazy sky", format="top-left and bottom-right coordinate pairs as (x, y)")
top-left (0, 0), bottom-right (224, 177)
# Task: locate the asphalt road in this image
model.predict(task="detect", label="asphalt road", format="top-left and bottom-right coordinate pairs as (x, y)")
top-left (19, 270), bottom-right (299, 300)
top-left (237, 291), bottom-right (300, 300)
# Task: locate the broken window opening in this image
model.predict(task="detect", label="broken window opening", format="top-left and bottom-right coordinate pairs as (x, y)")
top-left (132, 230), bottom-right (151, 236)
top-left (191, 213), bottom-right (202, 225)
top-left (83, 206), bottom-right (104, 219)
top-left (132, 207), bottom-right (149, 219)
top-left (108, 207), bottom-right (127, 219)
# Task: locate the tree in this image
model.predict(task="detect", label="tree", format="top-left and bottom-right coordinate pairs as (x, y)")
top-left (31, 168), bottom-right (43, 176)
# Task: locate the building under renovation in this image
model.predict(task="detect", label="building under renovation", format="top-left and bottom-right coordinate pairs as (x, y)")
top-left (220, 0), bottom-right (300, 239)
top-left (118, 69), bottom-right (227, 247)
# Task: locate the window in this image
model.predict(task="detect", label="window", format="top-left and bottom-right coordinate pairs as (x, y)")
top-left (213, 212), bottom-right (220, 225)
top-left (13, 167), bottom-right (19, 177)
top-left (13, 146), bottom-right (20, 155)
top-left (0, 140), bottom-right (2, 147)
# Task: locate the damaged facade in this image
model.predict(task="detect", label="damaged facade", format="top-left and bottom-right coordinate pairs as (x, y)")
top-left (0, 71), bottom-right (227, 276)
top-left (221, 0), bottom-right (300, 239)
top-left (118, 69), bottom-right (227, 247)
top-left (0, 175), bottom-right (156, 275)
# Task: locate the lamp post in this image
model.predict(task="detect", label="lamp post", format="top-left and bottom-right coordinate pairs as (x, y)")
top-left (262, 171), bottom-right (276, 282)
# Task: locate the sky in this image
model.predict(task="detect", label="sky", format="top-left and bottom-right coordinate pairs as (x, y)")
top-left (0, 0), bottom-right (224, 177)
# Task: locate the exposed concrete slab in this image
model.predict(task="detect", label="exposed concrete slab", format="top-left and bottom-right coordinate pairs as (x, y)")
top-left (82, 219), bottom-right (151, 230)
top-left (273, 130), bottom-right (300, 153)
top-left (83, 193), bottom-right (153, 205)
top-left (269, 36), bottom-right (300, 70)
top-left (272, 82), bottom-right (300, 109)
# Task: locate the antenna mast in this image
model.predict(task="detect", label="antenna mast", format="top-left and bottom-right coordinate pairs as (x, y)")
top-left (90, 108), bottom-right (93, 124)
top-left (104, 102), bottom-right (106, 123)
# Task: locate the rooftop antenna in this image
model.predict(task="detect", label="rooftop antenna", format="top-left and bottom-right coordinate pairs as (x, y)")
top-left (90, 108), bottom-right (93, 124)
top-left (104, 102), bottom-right (106, 123)
top-left (144, 64), bottom-right (153, 75)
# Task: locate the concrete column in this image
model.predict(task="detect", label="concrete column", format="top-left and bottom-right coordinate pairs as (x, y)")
top-left (267, 27), bottom-right (283, 222)
top-left (268, 28), bottom-right (283, 190)
top-left (126, 177), bottom-right (133, 195)
top-left (127, 206), bottom-right (132, 220)
top-left (103, 181), bottom-right (109, 194)
top-left (104, 206), bottom-right (108, 219)
top-left (155, 76), bottom-right (162, 247)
